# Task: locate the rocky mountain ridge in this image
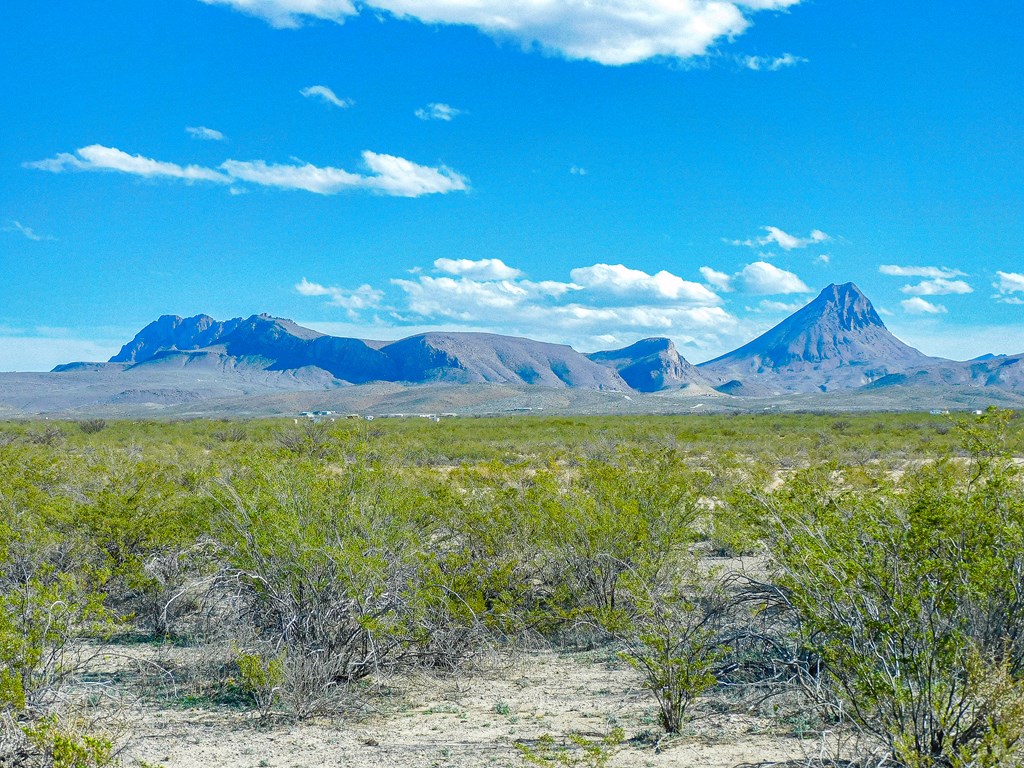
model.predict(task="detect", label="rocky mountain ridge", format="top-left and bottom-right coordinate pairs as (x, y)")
top-left (27, 283), bottom-right (1024, 414)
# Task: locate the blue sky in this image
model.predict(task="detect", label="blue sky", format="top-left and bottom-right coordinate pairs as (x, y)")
top-left (1, 0), bottom-right (1022, 371)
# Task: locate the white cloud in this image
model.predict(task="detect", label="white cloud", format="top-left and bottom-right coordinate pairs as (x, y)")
top-left (740, 52), bottom-right (807, 71)
top-left (434, 258), bottom-right (523, 280)
top-left (300, 85), bottom-right (354, 108)
top-left (295, 278), bottom-right (384, 319)
top-left (360, 151), bottom-right (468, 196)
top-left (299, 257), bottom-right (742, 357)
top-left (901, 297), bottom-right (947, 315)
top-left (993, 271), bottom-right (1024, 303)
top-left (815, 253), bottom-right (830, 264)
top-left (197, 0), bottom-right (805, 66)
top-left (198, 0), bottom-right (356, 28)
top-left (900, 278), bottom-right (973, 296)
top-left (569, 264), bottom-right (721, 304)
top-left (728, 226), bottom-right (829, 250)
top-left (186, 126), bottom-right (226, 141)
top-left (879, 264), bottom-right (966, 279)
top-left (569, 166), bottom-right (587, 176)
top-left (28, 145), bottom-right (468, 198)
top-left (415, 102), bottom-right (462, 121)
top-left (26, 144), bottom-right (232, 183)
top-left (390, 275), bottom-right (735, 341)
top-left (753, 299), bottom-right (805, 313)
top-left (4, 221), bottom-right (54, 242)
top-left (739, 261), bottom-right (810, 294)
top-left (699, 266), bottom-right (733, 292)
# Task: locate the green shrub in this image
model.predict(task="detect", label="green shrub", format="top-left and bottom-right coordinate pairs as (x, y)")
top-left (758, 411), bottom-right (1024, 766)
top-left (516, 727), bottom-right (624, 768)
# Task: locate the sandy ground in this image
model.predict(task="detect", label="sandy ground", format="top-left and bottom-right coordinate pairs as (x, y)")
top-left (116, 647), bottom-right (829, 768)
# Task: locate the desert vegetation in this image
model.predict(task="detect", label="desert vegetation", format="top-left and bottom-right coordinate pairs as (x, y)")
top-left (0, 410), bottom-right (1021, 767)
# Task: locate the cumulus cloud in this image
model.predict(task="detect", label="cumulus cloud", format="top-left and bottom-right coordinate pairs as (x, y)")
top-left (300, 85), bottom-right (353, 108)
top-left (26, 144), bottom-right (232, 183)
top-left (740, 52), bottom-right (807, 71)
top-left (391, 275), bottom-right (734, 336)
top-left (568, 264), bottom-right (721, 304)
top-left (186, 126), bottom-right (226, 141)
top-left (879, 264), bottom-right (966, 279)
top-left (197, 0), bottom-right (805, 66)
top-left (900, 278), bottom-right (973, 296)
top-left (901, 297), bottom-right (947, 315)
top-left (4, 221), bottom-right (54, 242)
top-left (299, 258), bottom-right (738, 356)
top-left (295, 278), bottom-right (383, 318)
top-left (27, 145), bottom-right (468, 198)
top-left (739, 261), bottom-right (810, 294)
top-left (699, 266), bottom-right (733, 292)
top-left (434, 258), bottom-right (523, 280)
top-left (994, 271), bottom-right (1024, 304)
top-left (415, 102), bottom-right (462, 121)
top-left (728, 226), bottom-right (829, 251)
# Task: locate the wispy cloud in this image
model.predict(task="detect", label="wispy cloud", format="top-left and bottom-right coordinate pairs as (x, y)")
top-left (727, 226), bottom-right (830, 251)
top-left (27, 145), bottom-right (468, 198)
top-left (197, 0), bottom-right (805, 66)
top-left (26, 144), bottom-right (232, 183)
top-left (569, 166), bottom-right (587, 176)
top-left (4, 220), bottom-right (55, 242)
top-left (186, 125), bottom-right (226, 141)
top-left (752, 299), bottom-right (806, 313)
top-left (738, 261), bottom-right (811, 294)
top-left (739, 53), bottom-right (808, 71)
top-left (415, 102), bottom-right (463, 121)
top-left (300, 85), bottom-right (353, 108)
top-left (993, 271), bottom-right (1024, 304)
top-left (879, 264), bottom-right (966, 279)
top-left (900, 278), bottom-right (973, 296)
top-left (901, 297), bottom-right (947, 315)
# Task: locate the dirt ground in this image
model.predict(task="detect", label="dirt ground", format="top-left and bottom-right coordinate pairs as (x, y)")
top-left (115, 647), bottom-right (831, 768)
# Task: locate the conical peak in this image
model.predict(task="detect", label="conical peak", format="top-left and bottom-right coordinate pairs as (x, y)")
top-left (806, 282), bottom-right (884, 332)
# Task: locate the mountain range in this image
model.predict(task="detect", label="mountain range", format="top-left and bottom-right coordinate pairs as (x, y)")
top-left (3, 282), bottom-right (1022, 416)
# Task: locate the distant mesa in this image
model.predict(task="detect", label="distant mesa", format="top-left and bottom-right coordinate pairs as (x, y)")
top-left (587, 337), bottom-right (714, 393)
top-left (15, 282), bottom-right (1023, 415)
top-left (104, 316), bottom-right (627, 390)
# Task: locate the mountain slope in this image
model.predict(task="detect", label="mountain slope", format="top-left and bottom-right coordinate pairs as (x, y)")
top-left (380, 332), bottom-right (627, 389)
top-left (109, 316), bottom-right (628, 390)
top-left (587, 338), bottom-right (715, 392)
top-left (110, 314), bottom-right (243, 363)
top-left (867, 352), bottom-right (1024, 392)
top-left (699, 282), bottom-right (936, 394)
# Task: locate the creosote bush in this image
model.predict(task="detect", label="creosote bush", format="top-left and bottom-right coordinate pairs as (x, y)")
top-left (753, 409), bottom-right (1024, 766)
top-left (0, 410), bottom-right (1021, 765)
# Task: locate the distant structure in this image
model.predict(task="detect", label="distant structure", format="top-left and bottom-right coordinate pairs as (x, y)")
top-left (299, 410), bottom-right (337, 422)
